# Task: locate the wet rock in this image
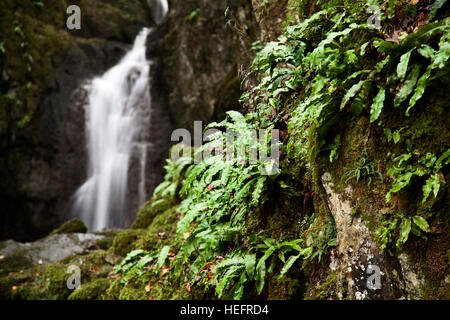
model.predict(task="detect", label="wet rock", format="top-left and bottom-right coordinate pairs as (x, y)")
top-left (0, 233), bottom-right (105, 267)
top-left (159, 0), bottom-right (260, 131)
top-left (50, 219), bottom-right (88, 235)
top-left (321, 172), bottom-right (405, 299)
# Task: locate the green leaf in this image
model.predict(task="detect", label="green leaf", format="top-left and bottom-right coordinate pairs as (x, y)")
top-left (384, 128), bottom-right (392, 142)
top-left (252, 176), bottom-right (267, 206)
top-left (422, 173), bottom-right (440, 203)
top-left (392, 171), bottom-right (414, 192)
top-left (216, 265), bottom-right (241, 298)
top-left (278, 250), bottom-right (286, 263)
top-left (435, 149), bottom-right (450, 171)
top-left (418, 45), bottom-right (436, 59)
top-left (267, 255), bottom-right (277, 274)
top-left (406, 68), bottom-right (431, 116)
top-left (397, 49), bottom-right (414, 82)
top-left (258, 246), bottom-right (276, 267)
top-left (135, 255), bottom-right (154, 271)
top-left (157, 245), bottom-right (171, 269)
top-left (340, 80), bottom-right (366, 110)
top-left (278, 254), bottom-right (301, 279)
top-left (393, 130), bottom-right (401, 144)
top-left (233, 273), bottom-right (247, 300)
top-left (244, 254), bottom-right (256, 280)
top-left (430, 0), bottom-right (447, 19)
top-left (279, 181), bottom-right (289, 189)
top-left (33, 1), bottom-right (44, 8)
top-left (255, 257), bottom-right (266, 295)
top-left (412, 216), bottom-right (430, 233)
top-left (394, 64), bottom-right (421, 108)
top-left (430, 29), bottom-right (450, 69)
top-left (398, 218), bottom-right (412, 246)
top-left (370, 87), bottom-right (386, 122)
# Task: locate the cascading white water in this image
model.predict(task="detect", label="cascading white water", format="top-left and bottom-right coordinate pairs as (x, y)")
top-left (73, 28), bottom-right (153, 231)
top-left (152, 0), bottom-right (169, 24)
top-left (138, 144), bottom-right (148, 208)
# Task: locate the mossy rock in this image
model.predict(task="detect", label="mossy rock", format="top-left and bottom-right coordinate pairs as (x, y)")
top-left (106, 272), bottom-right (190, 300)
top-left (147, 208), bottom-right (178, 235)
top-left (305, 273), bottom-right (337, 300)
top-left (68, 278), bottom-right (111, 300)
top-left (0, 253), bottom-right (33, 277)
top-left (97, 237), bottom-right (115, 250)
top-left (267, 271), bottom-right (306, 300)
top-left (50, 219), bottom-right (87, 235)
top-left (111, 229), bottom-right (146, 257)
top-left (132, 197), bottom-right (174, 229)
top-left (42, 263), bottom-right (74, 299)
top-left (103, 278), bottom-right (123, 300)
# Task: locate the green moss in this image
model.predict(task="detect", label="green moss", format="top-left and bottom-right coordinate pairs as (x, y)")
top-left (111, 229), bottom-right (146, 257)
top-left (97, 237), bottom-right (114, 250)
top-left (50, 219), bottom-right (87, 235)
top-left (106, 272), bottom-right (189, 300)
top-left (84, 250), bottom-right (108, 267)
top-left (305, 273), bottom-right (337, 300)
top-left (132, 197), bottom-right (174, 229)
top-left (147, 208), bottom-right (178, 235)
top-left (0, 253), bottom-right (32, 277)
top-left (103, 278), bottom-right (123, 300)
top-left (117, 286), bottom-right (150, 300)
top-left (0, 1), bottom-right (70, 138)
top-left (421, 279), bottom-right (450, 300)
top-left (135, 207), bottom-right (180, 251)
top-left (68, 279), bottom-right (111, 300)
top-left (42, 262), bottom-right (73, 299)
top-left (268, 276), bottom-right (304, 300)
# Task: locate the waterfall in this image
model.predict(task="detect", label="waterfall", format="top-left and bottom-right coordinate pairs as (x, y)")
top-left (152, 0), bottom-right (169, 24)
top-left (73, 28), bottom-right (153, 231)
top-left (138, 144), bottom-right (148, 208)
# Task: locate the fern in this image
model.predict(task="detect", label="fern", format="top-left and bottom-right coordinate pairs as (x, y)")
top-left (375, 213), bottom-right (430, 251)
top-left (386, 149), bottom-right (450, 203)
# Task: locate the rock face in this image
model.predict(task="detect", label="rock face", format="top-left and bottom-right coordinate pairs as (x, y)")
top-left (0, 0), bottom-right (158, 241)
top-left (0, 233), bottom-right (105, 267)
top-left (157, 0), bottom-right (260, 131)
top-left (322, 172), bottom-right (403, 299)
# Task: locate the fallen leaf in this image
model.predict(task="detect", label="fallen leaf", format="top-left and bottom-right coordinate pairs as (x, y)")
top-left (182, 232), bottom-right (191, 239)
top-left (90, 266), bottom-right (99, 272)
top-left (157, 232), bottom-right (167, 240)
top-left (161, 265), bottom-right (170, 276)
top-left (168, 251), bottom-right (176, 257)
top-left (201, 262), bottom-right (215, 272)
top-left (417, 13), bottom-right (429, 28)
top-left (145, 281), bottom-right (152, 292)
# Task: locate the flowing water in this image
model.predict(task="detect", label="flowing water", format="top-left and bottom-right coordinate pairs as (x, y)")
top-left (152, 0), bottom-right (169, 24)
top-left (73, 0), bottom-right (169, 231)
top-left (73, 28), bottom-right (152, 231)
